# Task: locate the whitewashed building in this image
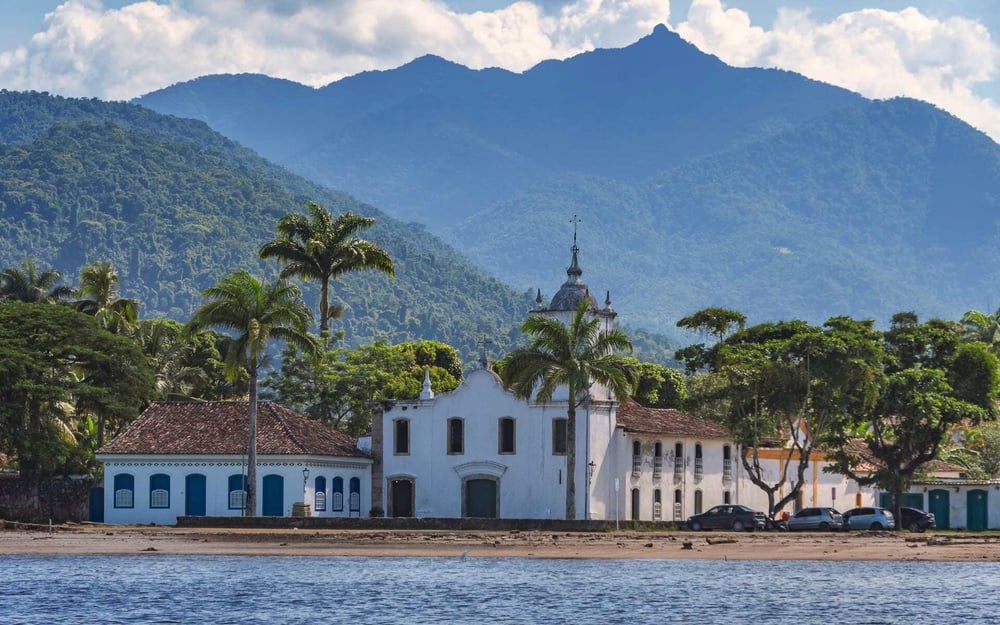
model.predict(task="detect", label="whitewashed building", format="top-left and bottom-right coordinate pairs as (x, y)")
top-left (97, 401), bottom-right (371, 524)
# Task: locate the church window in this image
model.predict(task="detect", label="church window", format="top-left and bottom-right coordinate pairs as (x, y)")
top-left (552, 418), bottom-right (567, 455)
top-left (498, 417), bottom-right (516, 454)
top-left (228, 474), bottom-right (246, 510)
top-left (349, 477), bottom-right (361, 514)
top-left (149, 473), bottom-right (170, 509)
top-left (314, 476), bottom-right (327, 511)
top-left (447, 418), bottom-right (464, 455)
top-left (114, 473), bottom-right (134, 508)
top-left (332, 477), bottom-right (344, 512)
top-left (394, 418), bottom-right (410, 455)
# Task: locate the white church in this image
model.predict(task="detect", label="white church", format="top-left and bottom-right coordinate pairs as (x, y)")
top-left (98, 241), bottom-right (878, 525)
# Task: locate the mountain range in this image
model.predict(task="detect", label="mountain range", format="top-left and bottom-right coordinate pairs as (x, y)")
top-left (136, 24), bottom-right (1000, 332)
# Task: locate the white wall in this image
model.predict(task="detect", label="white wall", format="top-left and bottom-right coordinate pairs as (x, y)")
top-left (381, 369), bottom-right (616, 519)
top-left (100, 454), bottom-right (371, 524)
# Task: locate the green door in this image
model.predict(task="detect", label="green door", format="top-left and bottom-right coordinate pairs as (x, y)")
top-left (967, 489), bottom-right (988, 530)
top-left (929, 489), bottom-right (950, 529)
top-left (262, 474), bottom-right (284, 516)
top-left (185, 474), bottom-right (207, 516)
top-left (465, 478), bottom-right (498, 518)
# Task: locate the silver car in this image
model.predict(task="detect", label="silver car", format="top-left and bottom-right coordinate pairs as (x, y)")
top-left (786, 507), bottom-right (844, 531)
top-left (842, 506), bottom-right (895, 530)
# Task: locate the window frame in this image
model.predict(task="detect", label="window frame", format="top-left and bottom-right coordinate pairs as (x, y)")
top-left (113, 473), bottom-right (134, 509)
top-left (552, 417), bottom-right (567, 455)
top-left (394, 418), bottom-right (410, 455)
top-left (149, 473), bottom-right (170, 509)
top-left (498, 417), bottom-right (516, 454)
top-left (447, 417), bottom-right (464, 455)
top-left (228, 474), bottom-right (247, 510)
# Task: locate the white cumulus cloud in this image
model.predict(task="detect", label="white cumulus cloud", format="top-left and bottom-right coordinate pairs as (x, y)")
top-left (0, 0), bottom-right (669, 100)
top-left (675, 0), bottom-right (1000, 140)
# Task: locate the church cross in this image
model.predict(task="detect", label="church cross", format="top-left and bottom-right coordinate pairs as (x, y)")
top-left (570, 214), bottom-right (581, 247)
top-left (477, 334), bottom-right (494, 367)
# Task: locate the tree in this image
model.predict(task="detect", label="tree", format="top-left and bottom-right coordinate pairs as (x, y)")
top-left (0, 302), bottom-right (153, 477)
top-left (0, 260), bottom-right (75, 304)
top-left (265, 340), bottom-right (463, 437)
top-left (259, 201), bottom-right (395, 341)
top-left (678, 311), bottom-right (881, 517)
top-left (74, 260), bottom-right (139, 336)
top-left (825, 314), bottom-right (1000, 528)
top-left (626, 358), bottom-right (687, 408)
top-left (500, 300), bottom-right (637, 520)
top-left (185, 270), bottom-right (318, 516)
top-left (961, 307), bottom-right (1000, 355)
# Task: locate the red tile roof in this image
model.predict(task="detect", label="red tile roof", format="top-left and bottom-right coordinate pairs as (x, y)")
top-left (97, 401), bottom-right (366, 458)
top-left (616, 403), bottom-right (730, 438)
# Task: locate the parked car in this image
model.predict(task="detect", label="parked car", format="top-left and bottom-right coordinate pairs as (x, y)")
top-left (842, 506), bottom-right (895, 530)
top-left (785, 507), bottom-right (844, 531)
top-left (686, 505), bottom-right (766, 531)
top-left (899, 507), bottom-right (936, 532)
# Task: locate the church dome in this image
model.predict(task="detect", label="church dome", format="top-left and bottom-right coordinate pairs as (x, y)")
top-left (549, 244), bottom-right (599, 311)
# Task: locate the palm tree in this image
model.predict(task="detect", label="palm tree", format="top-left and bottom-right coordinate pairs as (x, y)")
top-left (501, 299), bottom-right (637, 519)
top-left (185, 270), bottom-right (319, 516)
top-left (961, 308), bottom-right (1000, 355)
top-left (134, 319), bottom-right (206, 400)
top-left (0, 260), bottom-right (74, 303)
top-left (259, 201), bottom-right (395, 341)
top-left (75, 260), bottom-right (139, 335)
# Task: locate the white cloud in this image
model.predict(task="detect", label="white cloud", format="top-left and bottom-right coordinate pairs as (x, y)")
top-left (0, 0), bottom-right (669, 100)
top-left (675, 0), bottom-right (1000, 140)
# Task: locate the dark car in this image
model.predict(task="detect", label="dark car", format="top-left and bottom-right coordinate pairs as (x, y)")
top-left (898, 507), bottom-right (936, 532)
top-left (686, 504), bottom-right (765, 532)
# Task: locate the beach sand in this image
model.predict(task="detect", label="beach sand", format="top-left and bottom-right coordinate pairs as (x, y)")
top-left (3, 524), bottom-right (1000, 561)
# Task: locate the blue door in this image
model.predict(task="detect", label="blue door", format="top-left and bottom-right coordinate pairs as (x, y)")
top-left (89, 487), bottom-right (104, 523)
top-left (262, 474), bottom-right (284, 516)
top-left (929, 489), bottom-right (950, 529)
top-left (185, 474), bottom-right (207, 516)
top-left (967, 489), bottom-right (988, 530)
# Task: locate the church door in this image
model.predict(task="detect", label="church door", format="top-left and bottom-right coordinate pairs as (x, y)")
top-left (464, 478), bottom-right (498, 518)
top-left (185, 474), bottom-right (207, 516)
top-left (262, 474), bottom-right (284, 516)
top-left (390, 478), bottom-right (414, 517)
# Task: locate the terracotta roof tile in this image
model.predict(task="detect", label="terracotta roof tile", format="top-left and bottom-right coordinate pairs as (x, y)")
top-left (616, 403), bottom-right (730, 438)
top-left (98, 401), bottom-right (365, 458)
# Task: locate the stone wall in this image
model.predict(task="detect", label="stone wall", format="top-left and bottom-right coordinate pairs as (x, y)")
top-left (0, 475), bottom-right (97, 523)
top-left (175, 515), bottom-right (656, 532)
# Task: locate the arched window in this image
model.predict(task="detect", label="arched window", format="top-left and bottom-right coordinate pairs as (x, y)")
top-left (113, 474), bottom-right (134, 508)
top-left (654, 442), bottom-right (662, 458)
top-left (228, 474), bottom-right (247, 510)
top-left (349, 477), bottom-right (361, 514)
top-left (332, 477), bottom-right (344, 512)
top-left (653, 489), bottom-right (663, 520)
top-left (694, 489), bottom-right (703, 514)
top-left (149, 474), bottom-right (170, 509)
top-left (314, 476), bottom-right (327, 511)
top-left (498, 417), bottom-right (516, 454)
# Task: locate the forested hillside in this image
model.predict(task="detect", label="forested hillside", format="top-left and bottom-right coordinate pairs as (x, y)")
top-left (0, 91), bottom-right (595, 363)
top-left (137, 25), bottom-right (1000, 332)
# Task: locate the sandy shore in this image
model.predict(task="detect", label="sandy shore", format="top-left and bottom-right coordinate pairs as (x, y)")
top-left (3, 524), bottom-right (1000, 561)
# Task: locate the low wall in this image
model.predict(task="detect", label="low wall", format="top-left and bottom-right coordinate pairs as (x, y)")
top-left (0, 475), bottom-right (96, 523)
top-left (176, 516), bottom-right (679, 532)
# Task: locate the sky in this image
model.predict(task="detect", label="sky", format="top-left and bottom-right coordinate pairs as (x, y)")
top-left (2, 0), bottom-right (1000, 141)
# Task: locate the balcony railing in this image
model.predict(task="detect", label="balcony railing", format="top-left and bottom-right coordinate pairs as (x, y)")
top-left (673, 456), bottom-right (684, 482)
top-left (632, 454), bottom-right (641, 476)
top-left (694, 457), bottom-right (704, 481)
top-left (723, 458), bottom-right (733, 483)
top-left (653, 502), bottom-right (662, 521)
top-left (652, 457), bottom-right (663, 478)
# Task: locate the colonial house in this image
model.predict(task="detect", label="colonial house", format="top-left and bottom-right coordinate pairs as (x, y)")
top-left (96, 401), bottom-right (371, 524)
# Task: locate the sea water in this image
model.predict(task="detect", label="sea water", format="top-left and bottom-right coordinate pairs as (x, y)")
top-left (2, 555), bottom-right (998, 624)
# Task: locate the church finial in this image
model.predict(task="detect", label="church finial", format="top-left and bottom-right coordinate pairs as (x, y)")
top-left (535, 288), bottom-right (543, 308)
top-left (570, 214), bottom-right (580, 250)
top-left (605, 290), bottom-right (612, 310)
top-left (419, 367), bottom-right (434, 400)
